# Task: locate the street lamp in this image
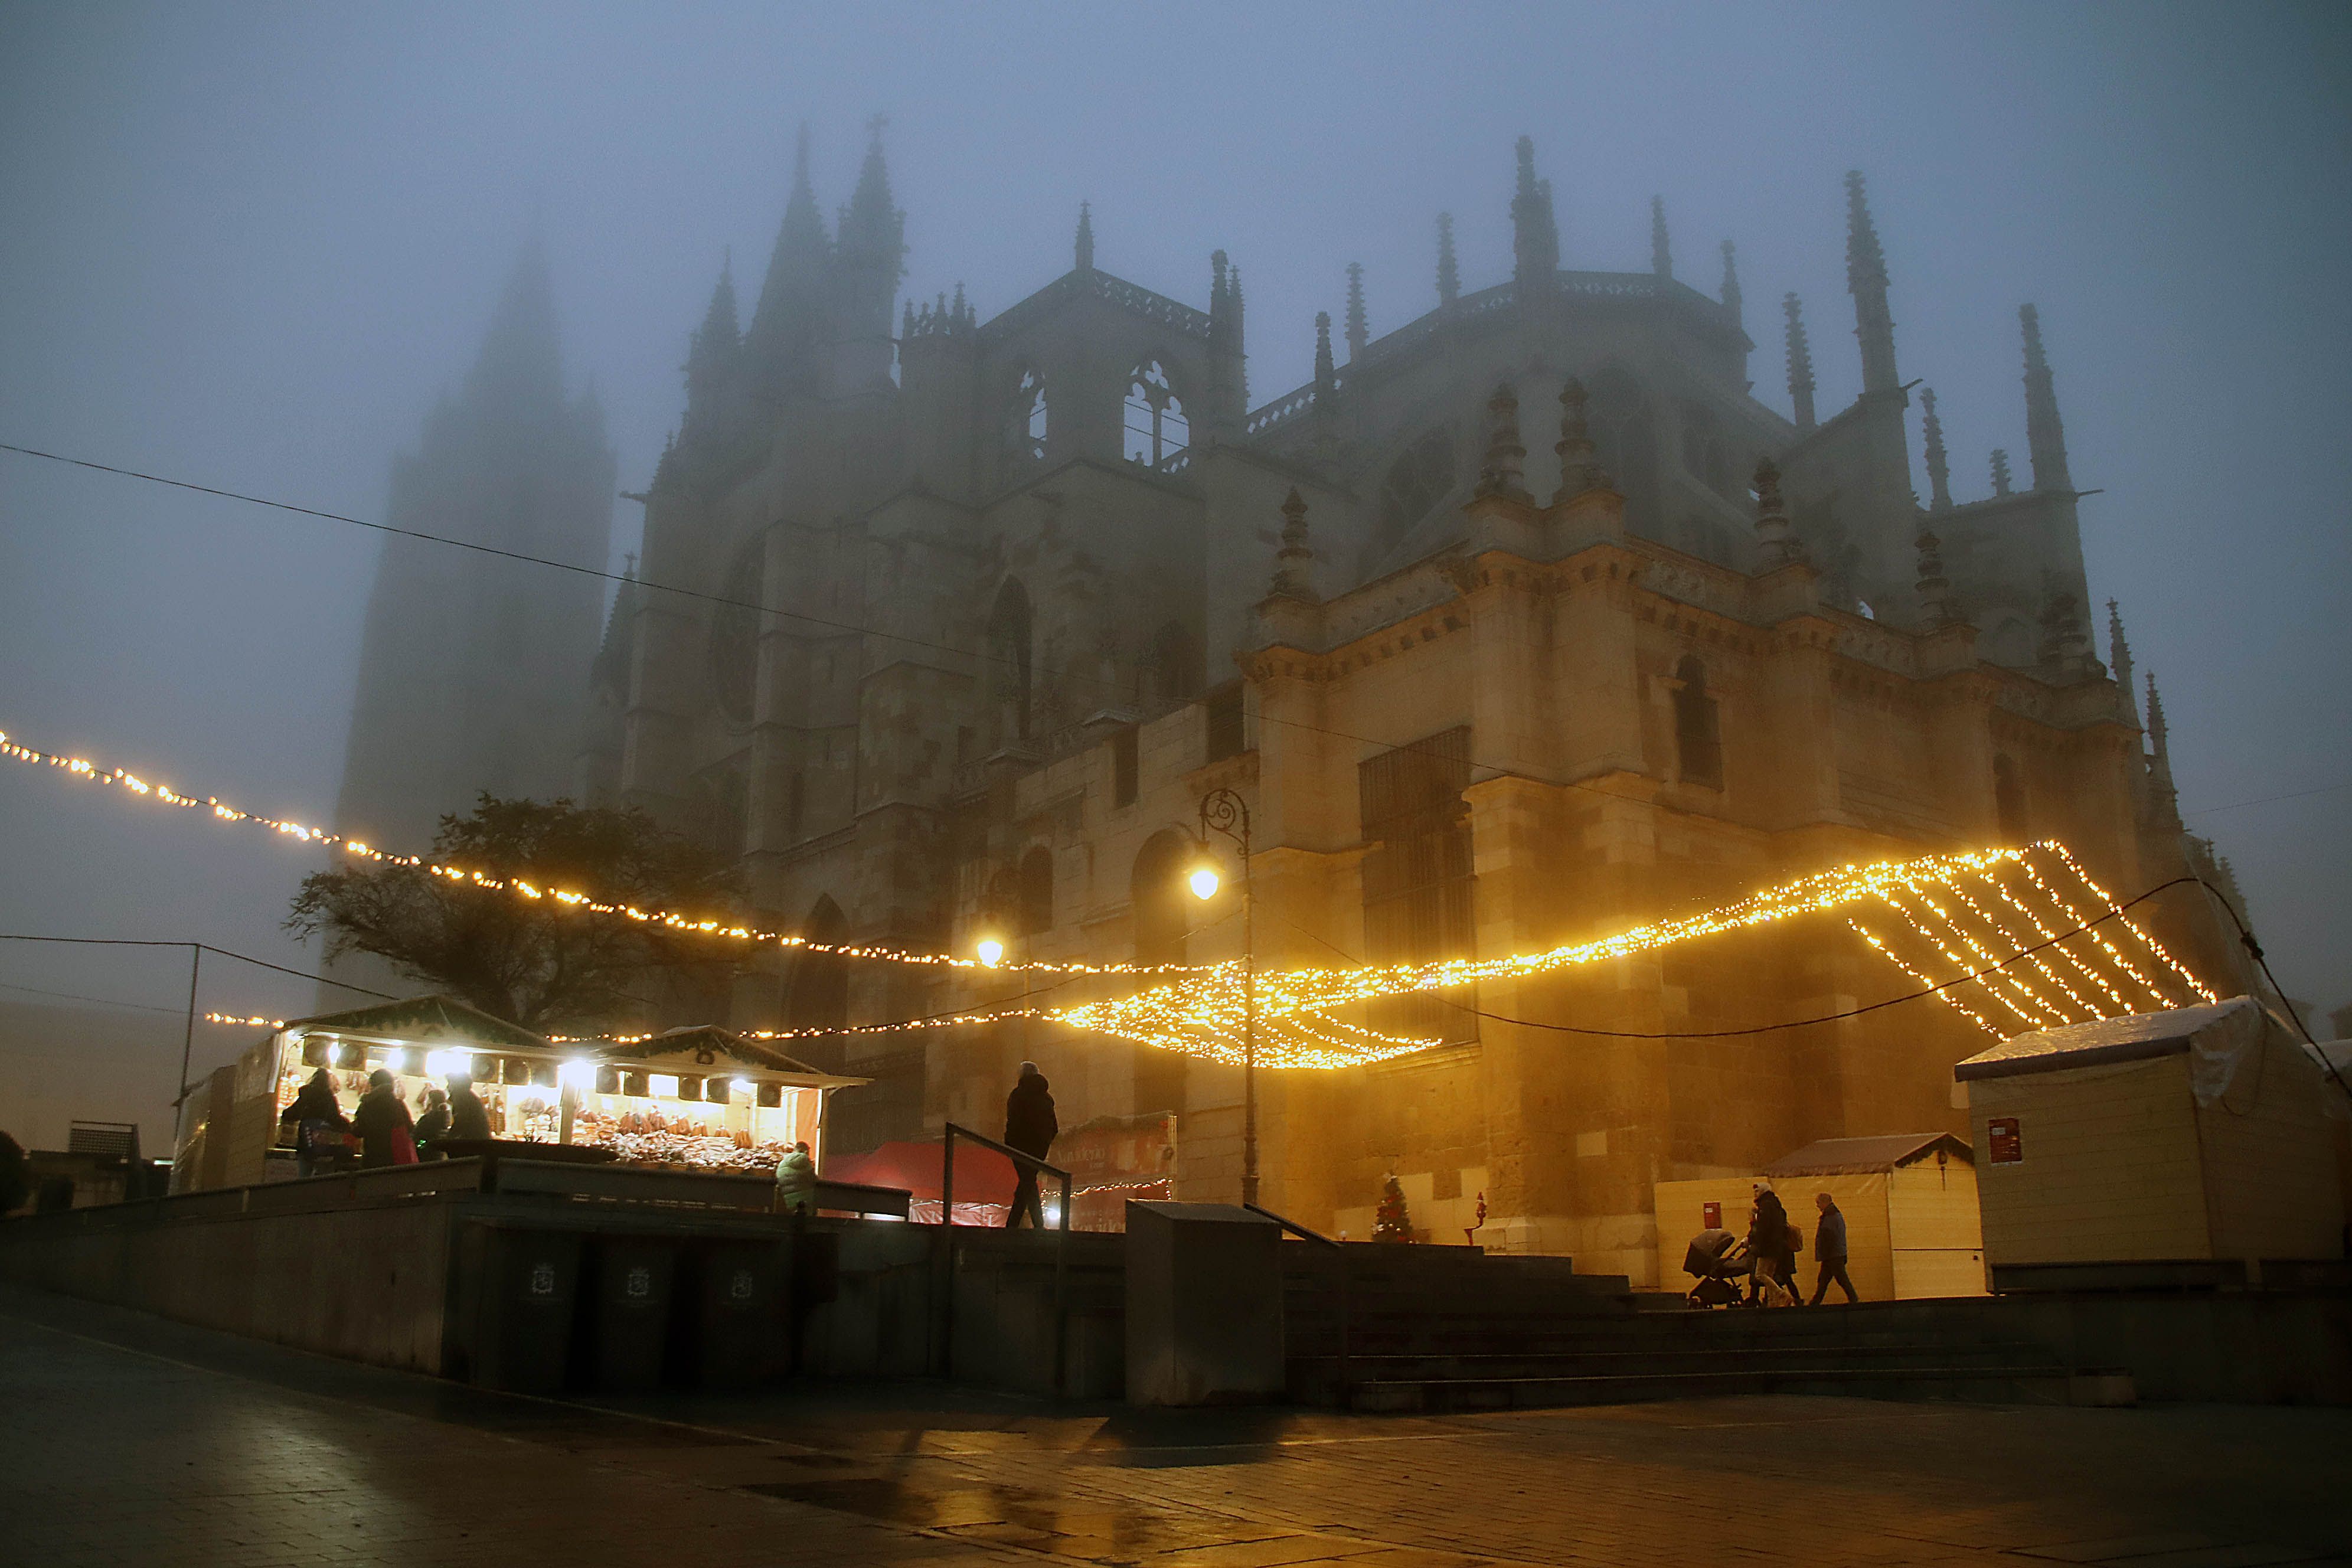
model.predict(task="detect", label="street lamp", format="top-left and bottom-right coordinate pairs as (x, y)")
top-left (1193, 787), bottom-right (1257, 1208)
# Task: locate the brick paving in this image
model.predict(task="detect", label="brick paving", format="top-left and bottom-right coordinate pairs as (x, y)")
top-left (2, 1284), bottom-right (2345, 1568)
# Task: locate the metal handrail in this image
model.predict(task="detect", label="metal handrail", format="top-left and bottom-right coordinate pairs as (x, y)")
top-left (937, 1121), bottom-right (1073, 1394)
top-left (1245, 1202), bottom-right (1351, 1403)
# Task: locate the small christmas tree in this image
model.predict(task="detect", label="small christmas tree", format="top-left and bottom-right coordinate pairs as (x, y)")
top-left (1373, 1172), bottom-right (1412, 1243)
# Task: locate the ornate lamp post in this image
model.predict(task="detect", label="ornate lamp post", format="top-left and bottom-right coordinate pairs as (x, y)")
top-left (1191, 787), bottom-right (1257, 1208)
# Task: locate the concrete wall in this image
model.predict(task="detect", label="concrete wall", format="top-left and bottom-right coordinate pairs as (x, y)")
top-left (0, 1192), bottom-right (458, 1373)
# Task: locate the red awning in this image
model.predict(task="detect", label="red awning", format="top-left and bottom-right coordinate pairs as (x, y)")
top-left (825, 1139), bottom-right (1015, 1207)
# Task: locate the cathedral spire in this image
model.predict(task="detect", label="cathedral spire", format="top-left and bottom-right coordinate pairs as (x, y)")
top-left (1719, 239), bottom-right (1742, 329)
top-left (1651, 197), bottom-right (1672, 281)
top-left (1074, 200), bottom-right (1095, 272)
top-left (1844, 171), bottom-right (1899, 394)
top-left (469, 234), bottom-right (563, 406)
top-left (1915, 531), bottom-right (1958, 629)
top-left (1784, 292), bottom-right (1817, 432)
top-left (1475, 383), bottom-right (1528, 500)
top-left (2020, 303), bottom-right (2073, 492)
top-left (746, 122), bottom-right (830, 381)
top-left (1753, 456), bottom-right (1798, 570)
top-left (2106, 600), bottom-right (2139, 726)
top-left (1345, 262), bottom-right (1367, 360)
top-left (1990, 448), bottom-right (2013, 496)
top-left (1313, 311), bottom-right (1335, 397)
top-left (1436, 212), bottom-right (1460, 307)
top-left (2145, 672), bottom-right (2178, 814)
top-left (1511, 136), bottom-right (1559, 293)
top-left (684, 249), bottom-right (740, 416)
top-left (1920, 386), bottom-right (1952, 511)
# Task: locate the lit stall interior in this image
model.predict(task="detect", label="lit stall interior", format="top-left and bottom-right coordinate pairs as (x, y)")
top-left (264, 1005), bottom-right (860, 1177)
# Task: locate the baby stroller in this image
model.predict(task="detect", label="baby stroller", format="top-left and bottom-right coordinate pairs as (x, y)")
top-left (1683, 1228), bottom-right (1751, 1308)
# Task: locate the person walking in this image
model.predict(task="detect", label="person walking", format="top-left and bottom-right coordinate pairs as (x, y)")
top-left (1809, 1191), bottom-right (1858, 1304)
top-left (351, 1069), bottom-right (416, 1168)
top-left (1001, 1060), bottom-right (1058, 1229)
top-left (446, 1074), bottom-right (493, 1144)
top-left (413, 1088), bottom-right (452, 1160)
top-left (1747, 1182), bottom-right (1796, 1304)
top-left (279, 1067), bottom-right (351, 1177)
top-left (773, 1140), bottom-right (817, 1214)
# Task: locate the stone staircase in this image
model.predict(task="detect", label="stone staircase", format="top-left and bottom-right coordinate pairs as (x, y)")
top-left (1280, 1243), bottom-right (2109, 1412)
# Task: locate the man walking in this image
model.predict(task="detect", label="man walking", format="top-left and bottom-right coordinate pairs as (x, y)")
top-left (1809, 1190), bottom-right (1858, 1304)
top-left (1001, 1061), bottom-right (1058, 1229)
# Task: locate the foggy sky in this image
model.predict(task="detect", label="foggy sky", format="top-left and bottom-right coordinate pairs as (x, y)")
top-left (3, 1), bottom-right (2348, 1143)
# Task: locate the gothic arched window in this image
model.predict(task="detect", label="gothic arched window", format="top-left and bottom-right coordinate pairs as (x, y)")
top-left (1131, 829), bottom-right (1192, 966)
top-left (708, 543), bottom-right (763, 724)
top-left (1673, 655), bottom-right (1723, 790)
top-left (1019, 845), bottom-right (1055, 936)
top-left (987, 577), bottom-right (1034, 739)
top-left (1001, 367), bottom-right (1048, 478)
top-left (1994, 754), bottom-right (2028, 842)
top-left (1681, 403), bottom-right (1733, 499)
top-left (1123, 360), bottom-right (1190, 470)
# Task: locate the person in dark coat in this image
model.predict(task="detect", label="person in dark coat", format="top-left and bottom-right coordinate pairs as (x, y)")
top-left (1808, 1191), bottom-right (1858, 1304)
top-left (1746, 1183), bottom-right (1795, 1303)
top-left (350, 1069), bottom-right (414, 1168)
top-left (413, 1089), bottom-right (451, 1160)
top-left (279, 1068), bottom-right (351, 1177)
top-left (446, 1076), bottom-right (493, 1143)
top-left (1001, 1061), bottom-right (1058, 1229)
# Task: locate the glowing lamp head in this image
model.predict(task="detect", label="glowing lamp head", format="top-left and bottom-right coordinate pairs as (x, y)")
top-left (1188, 865), bottom-right (1221, 901)
top-left (557, 1057), bottom-right (595, 1090)
top-left (383, 1048), bottom-right (408, 1074)
top-left (975, 937), bottom-right (1005, 968)
top-left (732, 1078), bottom-right (754, 1095)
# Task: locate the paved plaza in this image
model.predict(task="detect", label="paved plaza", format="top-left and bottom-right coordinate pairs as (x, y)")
top-left (2, 1283), bottom-right (2344, 1568)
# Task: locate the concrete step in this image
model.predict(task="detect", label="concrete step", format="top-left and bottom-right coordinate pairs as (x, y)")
top-left (1297, 1340), bottom-right (2064, 1383)
top-left (1345, 1362), bottom-right (2106, 1414)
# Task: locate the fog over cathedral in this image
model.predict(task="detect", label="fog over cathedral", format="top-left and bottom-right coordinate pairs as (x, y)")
top-left (319, 119), bottom-right (2256, 1265)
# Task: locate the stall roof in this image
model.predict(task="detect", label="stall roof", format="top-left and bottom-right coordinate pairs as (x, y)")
top-left (591, 1025), bottom-right (869, 1087)
top-left (282, 994), bottom-right (550, 1052)
top-left (1954, 997), bottom-right (2255, 1083)
top-left (1762, 1132), bottom-right (1973, 1177)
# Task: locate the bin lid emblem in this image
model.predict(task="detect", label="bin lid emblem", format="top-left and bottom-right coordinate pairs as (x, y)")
top-left (530, 1262), bottom-right (556, 1296)
top-left (626, 1266), bottom-right (651, 1299)
top-left (730, 1268), bottom-right (754, 1301)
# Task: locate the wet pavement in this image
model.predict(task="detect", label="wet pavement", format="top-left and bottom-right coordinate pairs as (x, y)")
top-left (2, 1282), bottom-right (2345, 1568)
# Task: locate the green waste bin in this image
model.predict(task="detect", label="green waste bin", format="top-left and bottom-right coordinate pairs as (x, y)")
top-left (453, 1224), bottom-right (581, 1393)
top-left (678, 1239), bottom-right (789, 1387)
top-left (584, 1237), bottom-right (675, 1393)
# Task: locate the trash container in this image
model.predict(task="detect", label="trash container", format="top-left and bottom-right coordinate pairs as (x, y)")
top-left (453, 1224), bottom-right (581, 1393)
top-left (676, 1238), bottom-right (789, 1387)
top-left (582, 1236), bottom-right (675, 1394)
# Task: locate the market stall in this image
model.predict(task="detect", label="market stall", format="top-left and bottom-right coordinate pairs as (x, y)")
top-left (175, 995), bottom-right (868, 1189)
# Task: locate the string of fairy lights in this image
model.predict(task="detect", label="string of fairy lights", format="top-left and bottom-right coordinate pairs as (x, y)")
top-left (12, 723), bottom-right (2215, 1070)
top-left (0, 726), bottom-right (1193, 979)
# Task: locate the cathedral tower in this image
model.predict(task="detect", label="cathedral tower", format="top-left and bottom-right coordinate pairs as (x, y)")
top-left (336, 240), bottom-right (615, 855)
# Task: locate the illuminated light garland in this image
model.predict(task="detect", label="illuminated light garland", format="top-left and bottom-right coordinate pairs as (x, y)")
top-left (1936, 874), bottom-right (2100, 1020)
top-left (1870, 889), bottom-right (2045, 1031)
top-left (1885, 882), bottom-right (2067, 1028)
top-left (1848, 920), bottom-right (2003, 1037)
top-left (2012, 852), bottom-right (2181, 1011)
top-left (205, 1011), bottom-right (286, 1028)
top-left (1982, 869), bottom-right (2134, 1014)
top-left (0, 726), bottom-right (1197, 981)
top-left (2041, 843), bottom-right (2218, 1004)
top-left (201, 841), bottom-right (2212, 1072)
